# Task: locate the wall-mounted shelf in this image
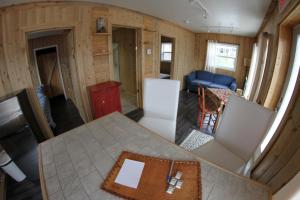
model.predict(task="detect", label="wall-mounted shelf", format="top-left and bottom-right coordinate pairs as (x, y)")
top-left (94, 52), bottom-right (111, 56)
top-left (95, 32), bottom-right (111, 36)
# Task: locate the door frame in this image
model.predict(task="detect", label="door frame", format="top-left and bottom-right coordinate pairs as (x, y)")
top-left (33, 45), bottom-right (67, 99)
top-left (111, 25), bottom-right (143, 108)
top-left (159, 34), bottom-right (176, 80)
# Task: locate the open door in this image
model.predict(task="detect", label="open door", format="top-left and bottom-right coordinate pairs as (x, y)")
top-left (112, 26), bottom-right (141, 114)
top-left (34, 46), bottom-right (66, 99)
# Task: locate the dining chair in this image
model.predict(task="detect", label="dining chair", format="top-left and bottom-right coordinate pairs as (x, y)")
top-left (192, 95), bottom-right (274, 172)
top-left (197, 87), bottom-right (222, 132)
top-left (138, 78), bottom-right (180, 143)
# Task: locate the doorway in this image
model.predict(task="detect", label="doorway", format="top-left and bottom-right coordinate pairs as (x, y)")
top-left (160, 36), bottom-right (175, 79)
top-left (34, 46), bottom-right (66, 99)
top-left (27, 29), bottom-right (84, 135)
top-left (112, 26), bottom-right (139, 114)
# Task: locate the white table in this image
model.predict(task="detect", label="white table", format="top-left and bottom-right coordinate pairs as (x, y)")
top-left (39, 112), bottom-right (270, 200)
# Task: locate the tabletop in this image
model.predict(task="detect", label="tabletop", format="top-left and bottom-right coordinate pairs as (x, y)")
top-left (207, 88), bottom-right (236, 105)
top-left (39, 112), bottom-right (270, 200)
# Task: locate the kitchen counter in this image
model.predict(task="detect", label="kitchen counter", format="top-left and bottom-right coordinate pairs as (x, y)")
top-left (39, 112), bottom-right (270, 200)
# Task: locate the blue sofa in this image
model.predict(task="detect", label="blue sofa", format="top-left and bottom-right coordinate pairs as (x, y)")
top-left (186, 70), bottom-right (237, 92)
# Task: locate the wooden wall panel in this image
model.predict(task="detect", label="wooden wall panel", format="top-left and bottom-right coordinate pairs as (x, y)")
top-left (251, 2), bottom-right (300, 193)
top-left (252, 87), bottom-right (300, 193)
top-left (91, 7), bottom-right (110, 84)
top-left (2, 8), bottom-right (34, 92)
top-left (158, 20), bottom-right (197, 88)
top-left (260, 0), bottom-right (300, 109)
top-left (0, 2), bottom-right (197, 122)
top-left (195, 33), bottom-right (255, 89)
top-left (0, 12), bottom-right (13, 97)
top-left (109, 6), bottom-right (144, 28)
top-left (143, 30), bottom-right (157, 78)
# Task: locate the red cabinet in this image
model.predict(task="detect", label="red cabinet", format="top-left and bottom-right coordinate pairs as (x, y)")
top-left (88, 81), bottom-right (122, 119)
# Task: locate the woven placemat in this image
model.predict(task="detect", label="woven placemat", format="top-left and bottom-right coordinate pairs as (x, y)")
top-left (101, 151), bottom-right (201, 200)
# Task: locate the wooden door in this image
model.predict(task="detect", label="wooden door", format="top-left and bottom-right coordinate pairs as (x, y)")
top-left (36, 50), bottom-right (64, 98)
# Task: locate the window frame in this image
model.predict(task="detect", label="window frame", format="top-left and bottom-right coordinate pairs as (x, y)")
top-left (160, 42), bottom-right (173, 62)
top-left (210, 42), bottom-right (240, 71)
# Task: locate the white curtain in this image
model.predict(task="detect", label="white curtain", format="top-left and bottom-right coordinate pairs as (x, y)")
top-left (244, 43), bottom-right (259, 100)
top-left (205, 40), bottom-right (217, 73)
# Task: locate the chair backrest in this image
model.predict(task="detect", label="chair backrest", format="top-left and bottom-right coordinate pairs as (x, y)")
top-left (143, 78), bottom-right (180, 121)
top-left (197, 87), bottom-right (205, 111)
top-left (215, 95), bottom-right (274, 161)
top-left (198, 87), bottom-right (220, 112)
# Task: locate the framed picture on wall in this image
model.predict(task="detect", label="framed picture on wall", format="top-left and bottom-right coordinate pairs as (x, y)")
top-left (96, 17), bottom-right (106, 33)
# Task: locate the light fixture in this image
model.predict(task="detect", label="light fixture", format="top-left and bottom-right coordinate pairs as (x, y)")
top-left (201, 25), bottom-right (235, 34)
top-left (184, 20), bottom-right (191, 24)
top-left (189, 0), bottom-right (208, 19)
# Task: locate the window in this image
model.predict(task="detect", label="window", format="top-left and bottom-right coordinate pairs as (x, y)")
top-left (205, 41), bottom-right (239, 72)
top-left (215, 43), bottom-right (239, 70)
top-left (161, 42), bottom-right (172, 62)
top-left (244, 43), bottom-right (259, 99)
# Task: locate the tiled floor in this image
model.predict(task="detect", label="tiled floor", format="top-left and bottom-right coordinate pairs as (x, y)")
top-left (40, 112), bottom-right (270, 200)
top-left (120, 91), bottom-right (137, 114)
top-left (50, 95), bottom-right (84, 136)
top-left (6, 178), bottom-right (42, 200)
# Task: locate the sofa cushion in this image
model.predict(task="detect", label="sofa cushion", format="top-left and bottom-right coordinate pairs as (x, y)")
top-left (196, 71), bottom-right (214, 82)
top-left (213, 74), bottom-right (235, 86)
top-left (191, 80), bottom-right (212, 87)
top-left (188, 71), bottom-right (197, 80)
top-left (210, 83), bottom-right (229, 89)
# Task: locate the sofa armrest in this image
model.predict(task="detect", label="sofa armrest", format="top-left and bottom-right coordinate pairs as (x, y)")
top-left (186, 71), bottom-right (196, 83)
top-left (185, 71), bottom-right (197, 92)
top-left (229, 81), bottom-right (237, 91)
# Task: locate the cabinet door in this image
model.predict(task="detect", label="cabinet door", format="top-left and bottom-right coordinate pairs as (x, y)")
top-left (92, 92), bottom-right (106, 119)
top-left (102, 88), bottom-right (121, 115)
top-left (90, 86), bottom-right (121, 119)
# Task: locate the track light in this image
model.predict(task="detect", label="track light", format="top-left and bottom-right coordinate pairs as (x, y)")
top-left (189, 0), bottom-right (209, 19)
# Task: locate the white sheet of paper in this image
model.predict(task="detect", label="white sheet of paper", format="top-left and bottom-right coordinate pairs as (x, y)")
top-left (114, 159), bottom-right (145, 189)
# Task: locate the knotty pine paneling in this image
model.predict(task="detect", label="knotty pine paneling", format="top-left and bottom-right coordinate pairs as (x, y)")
top-left (263, 1), bottom-right (300, 109)
top-left (158, 20), bottom-right (197, 88)
top-left (195, 33), bottom-right (255, 89)
top-left (0, 2), bottom-right (197, 122)
top-left (251, 2), bottom-right (300, 193)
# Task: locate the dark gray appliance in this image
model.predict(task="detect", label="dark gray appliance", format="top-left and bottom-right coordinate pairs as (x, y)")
top-left (0, 90), bottom-right (44, 181)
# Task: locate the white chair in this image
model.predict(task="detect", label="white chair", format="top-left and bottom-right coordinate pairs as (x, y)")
top-left (138, 78), bottom-right (180, 143)
top-left (192, 95), bottom-right (274, 172)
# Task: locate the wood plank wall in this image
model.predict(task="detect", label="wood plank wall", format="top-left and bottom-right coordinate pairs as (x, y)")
top-left (252, 80), bottom-right (300, 193)
top-left (251, 1), bottom-right (300, 193)
top-left (195, 33), bottom-right (255, 89)
top-left (0, 2), bottom-right (197, 121)
top-left (259, 0), bottom-right (300, 109)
